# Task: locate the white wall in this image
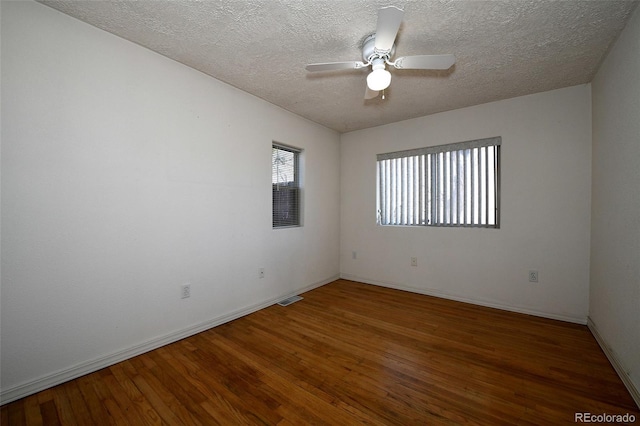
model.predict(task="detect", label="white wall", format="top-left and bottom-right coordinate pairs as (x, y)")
top-left (590, 5), bottom-right (640, 403)
top-left (0, 1), bottom-right (340, 401)
top-left (340, 85), bottom-right (592, 323)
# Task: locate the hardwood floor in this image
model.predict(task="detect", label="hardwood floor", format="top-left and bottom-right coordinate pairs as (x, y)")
top-left (2, 279), bottom-right (638, 425)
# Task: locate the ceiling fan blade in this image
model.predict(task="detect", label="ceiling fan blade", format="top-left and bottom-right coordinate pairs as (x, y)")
top-left (306, 61), bottom-right (366, 72)
top-left (374, 6), bottom-right (404, 52)
top-left (364, 85), bottom-right (379, 100)
top-left (393, 54), bottom-right (456, 70)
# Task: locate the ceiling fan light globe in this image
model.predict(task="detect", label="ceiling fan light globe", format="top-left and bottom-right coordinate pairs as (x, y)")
top-left (367, 68), bottom-right (391, 91)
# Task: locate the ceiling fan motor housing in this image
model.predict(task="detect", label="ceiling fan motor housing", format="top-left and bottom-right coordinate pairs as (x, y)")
top-left (362, 34), bottom-right (395, 63)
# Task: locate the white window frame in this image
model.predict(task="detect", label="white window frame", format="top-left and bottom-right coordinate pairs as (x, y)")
top-left (272, 143), bottom-right (302, 228)
top-left (376, 137), bottom-right (501, 228)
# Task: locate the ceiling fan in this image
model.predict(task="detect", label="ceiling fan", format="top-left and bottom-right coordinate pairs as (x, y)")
top-left (305, 6), bottom-right (455, 99)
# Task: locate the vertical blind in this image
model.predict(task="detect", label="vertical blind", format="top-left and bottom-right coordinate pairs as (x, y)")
top-left (376, 137), bottom-right (501, 228)
top-left (273, 143), bottom-right (301, 228)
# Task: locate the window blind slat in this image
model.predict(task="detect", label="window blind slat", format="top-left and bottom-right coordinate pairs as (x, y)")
top-left (432, 154), bottom-right (436, 225)
top-left (450, 151), bottom-right (455, 225)
top-left (388, 160), bottom-right (392, 224)
top-left (484, 147), bottom-right (488, 225)
top-left (463, 150), bottom-right (467, 225)
top-left (438, 153), bottom-right (442, 225)
top-left (496, 146), bottom-right (501, 227)
top-left (471, 148), bottom-right (475, 225)
top-left (391, 159), bottom-right (396, 224)
top-left (482, 147), bottom-right (487, 224)
top-left (402, 157), bottom-right (407, 225)
top-left (458, 151), bottom-right (464, 225)
top-left (422, 155), bottom-right (427, 225)
top-left (413, 156), bottom-right (420, 225)
top-left (378, 161), bottom-right (384, 224)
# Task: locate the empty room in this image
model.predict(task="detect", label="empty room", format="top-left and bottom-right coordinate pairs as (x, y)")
top-left (1, 0), bottom-right (639, 424)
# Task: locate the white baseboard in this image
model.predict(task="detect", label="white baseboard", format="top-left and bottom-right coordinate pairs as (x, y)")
top-left (0, 275), bottom-right (338, 405)
top-left (340, 273), bottom-right (588, 325)
top-left (587, 317), bottom-right (640, 409)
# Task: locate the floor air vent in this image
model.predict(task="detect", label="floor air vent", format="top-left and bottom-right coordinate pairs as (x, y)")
top-left (277, 295), bottom-right (303, 307)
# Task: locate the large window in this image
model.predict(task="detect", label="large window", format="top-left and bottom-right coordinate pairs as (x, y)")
top-left (377, 137), bottom-right (501, 228)
top-left (272, 143), bottom-right (301, 228)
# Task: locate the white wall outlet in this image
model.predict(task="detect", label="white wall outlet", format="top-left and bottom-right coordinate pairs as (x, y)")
top-left (259, 268), bottom-right (265, 279)
top-left (181, 284), bottom-right (191, 299)
top-left (411, 257), bottom-right (418, 267)
top-left (529, 270), bottom-right (539, 283)
top-left (352, 251), bottom-right (357, 260)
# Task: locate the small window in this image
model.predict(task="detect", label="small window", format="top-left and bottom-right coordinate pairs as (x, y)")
top-left (377, 137), bottom-right (501, 228)
top-left (273, 143), bottom-right (301, 228)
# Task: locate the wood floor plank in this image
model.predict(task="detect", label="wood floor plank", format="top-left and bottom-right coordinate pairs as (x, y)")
top-left (108, 362), bottom-right (163, 426)
top-left (5, 398), bottom-right (26, 426)
top-left (76, 374), bottom-right (116, 426)
top-left (59, 382), bottom-right (93, 425)
top-left (90, 369), bottom-right (137, 425)
top-left (155, 344), bottom-right (255, 425)
top-left (126, 371), bottom-right (186, 426)
top-left (38, 399), bottom-right (61, 426)
top-left (172, 334), bottom-right (282, 424)
top-left (2, 279), bottom-right (638, 425)
top-left (1, 404), bottom-right (9, 426)
top-left (127, 357), bottom-right (202, 426)
top-left (22, 395), bottom-right (43, 426)
top-left (51, 386), bottom-right (75, 424)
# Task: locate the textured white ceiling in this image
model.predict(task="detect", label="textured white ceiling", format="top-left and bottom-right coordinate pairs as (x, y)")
top-left (39, 0), bottom-right (638, 133)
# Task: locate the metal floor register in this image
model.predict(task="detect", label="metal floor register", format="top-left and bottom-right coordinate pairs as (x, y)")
top-left (277, 295), bottom-right (303, 307)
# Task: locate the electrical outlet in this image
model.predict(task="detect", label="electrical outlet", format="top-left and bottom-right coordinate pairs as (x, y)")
top-left (259, 268), bottom-right (265, 279)
top-left (529, 270), bottom-right (539, 283)
top-left (181, 284), bottom-right (191, 299)
top-left (411, 257), bottom-right (418, 267)
top-left (352, 251), bottom-right (357, 260)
